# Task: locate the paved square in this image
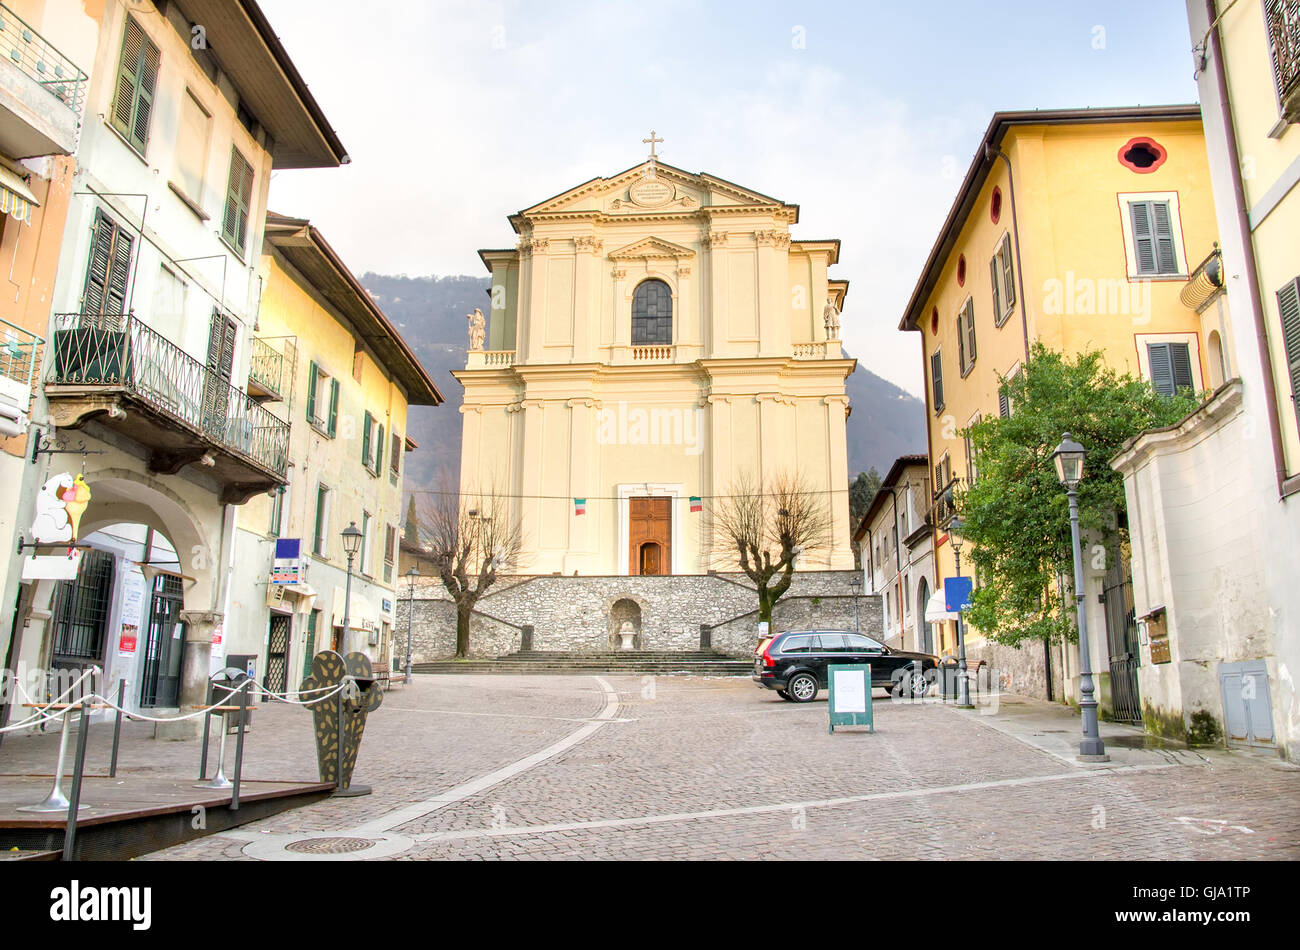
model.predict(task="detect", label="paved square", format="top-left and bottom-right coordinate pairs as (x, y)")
top-left (76, 674), bottom-right (1298, 861)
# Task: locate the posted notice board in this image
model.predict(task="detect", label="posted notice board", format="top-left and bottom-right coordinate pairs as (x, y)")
top-left (828, 663), bottom-right (874, 733)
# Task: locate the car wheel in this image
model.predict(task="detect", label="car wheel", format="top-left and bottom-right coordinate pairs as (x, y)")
top-left (777, 689), bottom-right (793, 701)
top-left (788, 673), bottom-right (818, 703)
top-left (909, 671), bottom-right (932, 698)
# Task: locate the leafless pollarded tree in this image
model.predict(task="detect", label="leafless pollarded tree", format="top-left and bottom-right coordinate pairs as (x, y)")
top-left (706, 470), bottom-right (832, 625)
top-left (414, 474), bottom-right (524, 658)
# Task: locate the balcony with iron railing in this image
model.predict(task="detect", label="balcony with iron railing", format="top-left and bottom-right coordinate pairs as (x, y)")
top-left (0, 3), bottom-right (87, 157)
top-left (44, 313), bottom-right (290, 504)
top-left (0, 314), bottom-right (40, 402)
top-left (930, 477), bottom-right (964, 531)
top-left (247, 336), bottom-right (291, 402)
top-left (1269, 0), bottom-right (1300, 123)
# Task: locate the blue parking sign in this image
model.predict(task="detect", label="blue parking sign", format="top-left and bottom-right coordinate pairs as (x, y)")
top-left (945, 576), bottom-right (973, 612)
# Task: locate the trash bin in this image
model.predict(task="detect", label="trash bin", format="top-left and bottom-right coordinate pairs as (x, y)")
top-left (938, 656), bottom-right (960, 700)
top-left (208, 667), bottom-right (255, 732)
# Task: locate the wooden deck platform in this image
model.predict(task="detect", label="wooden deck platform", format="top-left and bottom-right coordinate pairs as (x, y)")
top-left (0, 773), bottom-right (332, 860)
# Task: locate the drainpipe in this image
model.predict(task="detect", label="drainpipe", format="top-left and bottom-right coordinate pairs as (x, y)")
top-left (1203, 0), bottom-right (1289, 496)
top-left (984, 144), bottom-right (1031, 365)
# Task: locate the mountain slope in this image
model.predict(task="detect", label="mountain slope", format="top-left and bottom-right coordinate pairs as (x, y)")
top-left (360, 273), bottom-right (927, 492)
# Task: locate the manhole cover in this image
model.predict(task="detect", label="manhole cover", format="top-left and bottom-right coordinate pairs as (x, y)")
top-left (284, 836), bottom-right (375, 855)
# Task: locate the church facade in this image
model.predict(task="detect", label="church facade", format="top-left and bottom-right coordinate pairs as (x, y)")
top-left (454, 158), bottom-right (856, 577)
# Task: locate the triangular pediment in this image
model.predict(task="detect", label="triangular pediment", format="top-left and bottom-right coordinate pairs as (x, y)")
top-left (608, 236), bottom-right (696, 261)
top-left (517, 161), bottom-right (793, 218)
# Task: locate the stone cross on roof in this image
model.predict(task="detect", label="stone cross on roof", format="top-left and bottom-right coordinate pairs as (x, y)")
top-left (642, 129), bottom-right (664, 162)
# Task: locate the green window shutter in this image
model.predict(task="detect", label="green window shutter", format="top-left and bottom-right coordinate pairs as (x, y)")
top-left (998, 388), bottom-right (1011, 419)
top-left (327, 378), bottom-right (339, 437)
top-left (362, 410), bottom-right (373, 464)
top-left (306, 362), bottom-right (318, 423)
top-left (930, 350), bottom-right (944, 411)
top-left (1171, 343), bottom-right (1194, 393)
top-left (390, 432), bottom-right (401, 475)
top-left (956, 315), bottom-right (966, 373)
top-left (111, 17), bottom-right (159, 153)
top-left (1001, 234), bottom-right (1015, 309)
top-left (965, 300), bottom-right (977, 365)
top-left (1131, 201), bottom-right (1156, 275)
top-left (1148, 343), bottom-right (1175, 397)
top-left (1152, 202), bottom-right (1177, 274)
top-left (989, 255), bottom-right (1002, 321)
top-left (1278, 279), bottom-right (1300, 435)
top-left (375, 424), bottom-right (384, 474)
top-left (222, 149), bottom-right (253, 253)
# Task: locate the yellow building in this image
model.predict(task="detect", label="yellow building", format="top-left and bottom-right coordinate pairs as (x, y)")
top-left (898, 106), bottom-right (1220, 702)
top-left (222, 213), bottom-right (443, 689)
top-left (1106, 2), bottom-right (1300, 760)
top-left (457, 157), bottom-right (856, 576)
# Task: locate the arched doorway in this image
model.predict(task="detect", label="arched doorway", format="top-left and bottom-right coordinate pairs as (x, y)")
top-left (917, 577), bottom-right (933, 654)
top-left (1207, 330), bottom-right (1226, 389)
top-left (639, 541), bottom-right (663, 576)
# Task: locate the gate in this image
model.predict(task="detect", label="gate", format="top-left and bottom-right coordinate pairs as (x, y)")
top-left (50, 548), bottom-right (115, 681)
top-left (140, 573), bottom-right (184, 707)
top-left (265, 613), bottom-right (290, 695)
top-left (1101, 548), bottom-right (1141, 723)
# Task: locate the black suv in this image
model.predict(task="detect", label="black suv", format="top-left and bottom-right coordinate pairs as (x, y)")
top-left (752, 630), bottom-right (937, 703)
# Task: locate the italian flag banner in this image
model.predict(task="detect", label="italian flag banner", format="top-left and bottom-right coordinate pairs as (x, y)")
top-left (689, 496), bottom-right (702, 513)
top-left (574, 498), bottom-right (586, 516)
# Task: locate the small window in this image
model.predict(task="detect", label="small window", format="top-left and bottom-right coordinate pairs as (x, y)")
top-left (313, 485), bottom-right (331, 557)
top-left (632, 279), bottom-right (673, 344)
top-left (111, 16), bottom-right (160, 155)
top-left (360, 511), bottom-right (372, 575)
top-left (990, 233), bottom-right (1015, 326)
top-left (957, 299), bottom-right (977, 376)
top-left (779, 635), bottom-right (814, 654)
top-left (306, 362), bottom-right (339, 437)
top-left (1146, 342), bottom-right (1195, 397)
top-left (1127, 199), bottom-right (1180, 276)
top-left (361, 412), bottom-right (384, 475)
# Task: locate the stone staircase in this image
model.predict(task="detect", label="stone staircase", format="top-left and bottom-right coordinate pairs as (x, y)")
top-left (412, 649), bottom-right (753, 676)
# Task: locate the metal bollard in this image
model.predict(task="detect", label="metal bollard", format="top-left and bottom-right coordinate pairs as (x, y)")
top-left (231, 681), bottom-right (250, 810)
top-left (109, 678), bottom-right (125, 778)
top-left (62, 704), bottom-right (92, 862)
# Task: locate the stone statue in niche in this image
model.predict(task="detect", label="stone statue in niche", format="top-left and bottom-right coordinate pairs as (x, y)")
top-left (467, 308), bottom-right (486, 351)
top-left (618, 621), bottom-right (636, 651)
top-left (823, 299), bottom-right (841, 338)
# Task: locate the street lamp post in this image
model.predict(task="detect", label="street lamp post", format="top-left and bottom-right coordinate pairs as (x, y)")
top-left (405, 566), bottom-right (419, 681)
top-left (336, 521), bottom-right (364, 795)
top-left (1052, 433), bottom-right (1108, 762)
top-left (948, 515), bottom-right (973, 709)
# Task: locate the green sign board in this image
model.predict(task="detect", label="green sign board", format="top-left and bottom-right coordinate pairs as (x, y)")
top-left (827, 663), bottom-right (874, 734)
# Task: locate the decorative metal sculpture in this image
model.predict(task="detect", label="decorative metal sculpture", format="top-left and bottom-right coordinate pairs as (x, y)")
top-left (301, 650), bottom-right (383, 791)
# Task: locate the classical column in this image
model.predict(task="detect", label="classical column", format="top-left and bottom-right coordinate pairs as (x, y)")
top-left (573, 236), bottom-right (601, 363)
top-left (824, 394), bottom-right (853, 569)
top-left (156, 610), bottom-right (222, 740)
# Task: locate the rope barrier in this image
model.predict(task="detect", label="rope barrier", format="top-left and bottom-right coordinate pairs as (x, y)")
top-left (1, 668), bottom-right (102, 732)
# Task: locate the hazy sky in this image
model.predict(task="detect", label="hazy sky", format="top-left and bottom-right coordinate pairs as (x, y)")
top-left (260, 0), bottom-right (1200, 397)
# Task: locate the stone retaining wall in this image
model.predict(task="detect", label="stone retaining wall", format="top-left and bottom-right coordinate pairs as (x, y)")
top-left (395, 572), bottom-right (880, 660)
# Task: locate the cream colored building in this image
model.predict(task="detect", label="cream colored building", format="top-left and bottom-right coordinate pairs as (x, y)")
top-left (221, 213), bottom-right (441, 692)
top-left (456, 159), bottom-right (856, 576)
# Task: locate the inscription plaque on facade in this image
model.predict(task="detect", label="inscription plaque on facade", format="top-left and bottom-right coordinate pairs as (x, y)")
top-left (629, 178), bottom-right (674, 207)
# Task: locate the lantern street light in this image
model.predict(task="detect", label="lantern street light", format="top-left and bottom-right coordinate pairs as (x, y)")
top-left (405, 566), bottom-right (419, 681)
top-left (948, 515), bottom-right (973, 709)
top-left (334, 520), bottom-right (366, 796)
top-left (1052, 433), bottom-right (1108, 761)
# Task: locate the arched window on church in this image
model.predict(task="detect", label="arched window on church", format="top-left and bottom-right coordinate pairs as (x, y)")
top-left (632, 279), bottom-right (673, 345)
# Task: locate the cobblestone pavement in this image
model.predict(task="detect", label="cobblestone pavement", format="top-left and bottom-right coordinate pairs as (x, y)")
top-left (59, 673), bottom-right (1297, 861)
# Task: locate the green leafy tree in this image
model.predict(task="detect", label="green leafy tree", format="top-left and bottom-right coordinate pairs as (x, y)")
top-left (958, 345), bottom-right (1200, 647)
top-left (848, 468), bottom-right (882, 569)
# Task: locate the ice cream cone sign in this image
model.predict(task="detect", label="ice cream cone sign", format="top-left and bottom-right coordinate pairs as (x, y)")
top-left (59, 474), bottom-right (92, 541)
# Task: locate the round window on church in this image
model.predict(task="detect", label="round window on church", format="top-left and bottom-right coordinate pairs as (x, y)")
top-left (632, 279), bottom-right (673, 345)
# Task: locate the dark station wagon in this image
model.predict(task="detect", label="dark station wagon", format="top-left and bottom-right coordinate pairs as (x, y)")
top-left (752, 630), bottom-right (938, 703)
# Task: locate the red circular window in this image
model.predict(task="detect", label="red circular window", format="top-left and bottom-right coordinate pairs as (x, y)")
top-left (956, 255), bottom-right (967, 286)
top-left (930, 307), bottom-right (939, 335)
top-left (990, 186), bottom-right (1002, 223)
top-left (1118, 137), bottom-right (1167, 174)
